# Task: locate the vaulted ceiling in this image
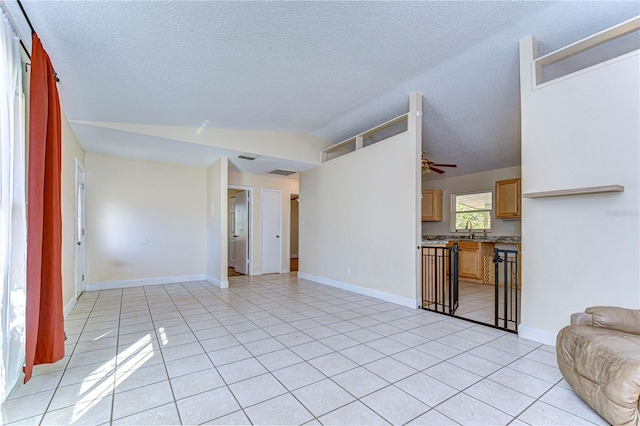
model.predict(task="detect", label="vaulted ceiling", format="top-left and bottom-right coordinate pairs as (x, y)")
top-left (6, 1), bottom-right (639, 177)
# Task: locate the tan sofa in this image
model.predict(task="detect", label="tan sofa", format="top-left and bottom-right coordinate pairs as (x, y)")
top-left (556, 306), bottom-right (640, 426)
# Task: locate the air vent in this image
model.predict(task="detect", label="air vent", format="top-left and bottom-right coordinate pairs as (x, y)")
top-left (238, 155), bottom-right (256, 161)
top-left (268, 169), bottom-right (296, 176)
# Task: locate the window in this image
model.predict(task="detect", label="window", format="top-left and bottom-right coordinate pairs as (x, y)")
top-left (452, 191), bottom-right (492, 231)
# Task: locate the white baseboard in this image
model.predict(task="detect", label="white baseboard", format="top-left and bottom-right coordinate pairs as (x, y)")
top-left (63, 297), bottom-right (76, 318)
top-left (206, 275), bottom-right (229, 289)
top-left (518, 324), bottom-right (557, 347)
top-left (291, 254), bottom-right (298, 259)
top-left (86, 274), bottom-right (205, 291)
top-left (298, 272), bottom-right (419, 309)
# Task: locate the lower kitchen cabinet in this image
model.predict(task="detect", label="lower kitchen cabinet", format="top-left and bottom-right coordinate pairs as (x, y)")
top-left (448, 241), bottom-right (495, 282)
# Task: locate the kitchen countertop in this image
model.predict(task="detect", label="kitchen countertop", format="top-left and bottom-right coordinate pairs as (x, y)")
top-left (422, 235), bottom-right (521, 244)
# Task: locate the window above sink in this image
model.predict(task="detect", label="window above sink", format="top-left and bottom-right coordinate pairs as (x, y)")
top-left (451, 190), bottom-right (493, 232)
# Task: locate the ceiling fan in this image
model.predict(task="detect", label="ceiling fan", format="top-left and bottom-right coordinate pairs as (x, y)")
top-left (421, 152), bottom-right (457, 175)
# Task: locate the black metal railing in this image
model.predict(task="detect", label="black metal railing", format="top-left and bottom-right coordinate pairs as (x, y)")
top-left (421, 244), bottom-right (459, 315)
top-left (493, 248), bottom-right (520, 332)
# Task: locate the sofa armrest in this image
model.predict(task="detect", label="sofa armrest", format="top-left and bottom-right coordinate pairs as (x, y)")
top-left (570, 312), bottom-right (593, 326)
top-left (584, 306), bottom-right (640, 335)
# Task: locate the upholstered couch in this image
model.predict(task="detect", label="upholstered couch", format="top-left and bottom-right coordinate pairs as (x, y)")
top-left (556, 306), bottom-right (640, 426)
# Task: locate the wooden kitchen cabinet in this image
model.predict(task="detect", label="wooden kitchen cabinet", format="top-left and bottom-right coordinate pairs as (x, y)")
top-left (495, 178), bottom-right (521, 219)
top-left (450, 241), bottom-right (495, 282)
top-left (422, 190), bottom-right (443, 222)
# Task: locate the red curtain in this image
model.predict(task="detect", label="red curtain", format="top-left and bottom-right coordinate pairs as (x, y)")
top-left (24, 33), bottom-right (65, 383)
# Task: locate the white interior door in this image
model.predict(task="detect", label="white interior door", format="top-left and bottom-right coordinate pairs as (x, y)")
top-left (234, 191), bottom-right (249, 275)
top-left (228, 197), bottom-right (236, 268)
top-left (74, 161), bottom-right (86, 300)
top-left (261, 189), bottom-right (282, 274)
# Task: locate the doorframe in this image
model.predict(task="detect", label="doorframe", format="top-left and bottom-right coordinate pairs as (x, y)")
top-left (287, 191), bottom-right (299, 273)
top-left (228, 185), bottom-right (253, 275)
top-left (260, 188), bottom-right (283, 274)
top-left (74, 159), bottom-right (86, 300)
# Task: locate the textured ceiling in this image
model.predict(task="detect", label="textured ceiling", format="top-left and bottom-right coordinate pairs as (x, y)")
top-left (8, 0), bottom-right (640, 177)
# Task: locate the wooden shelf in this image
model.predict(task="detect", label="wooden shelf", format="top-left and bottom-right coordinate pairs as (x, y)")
top-left (523, 185), bottom-right (624, 199)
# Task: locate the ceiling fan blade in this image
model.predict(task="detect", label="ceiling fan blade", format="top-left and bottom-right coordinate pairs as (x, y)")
top-left (429, 166), bottom-right (446, 174)
top-left (430, 163), bottom-right (457, 168)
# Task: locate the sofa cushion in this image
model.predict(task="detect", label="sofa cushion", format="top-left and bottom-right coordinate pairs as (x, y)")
top-left (586, 306), bottom-right (640, 335)
top-left (557, 325), bottom-right (640, 426)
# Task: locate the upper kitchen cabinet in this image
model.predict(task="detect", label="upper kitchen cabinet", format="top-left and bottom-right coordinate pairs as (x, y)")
top-left (495, 178), bottom-right (521, 219)
top-left (422, 189), bottom-right (443, 222)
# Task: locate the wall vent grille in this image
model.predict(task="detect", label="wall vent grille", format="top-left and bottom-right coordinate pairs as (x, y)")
top-left (268, 169), bottom-right (296, 176)
top-left (238, 155), bottom-right (256, 160)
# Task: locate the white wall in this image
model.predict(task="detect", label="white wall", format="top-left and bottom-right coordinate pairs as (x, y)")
top-left (298, 93), bottom-right (422, 307)
top-left (206, 158), bottom-right (228, 287)
top-left (228, 171), bottom-right (299, 274)
top-left (519, 37), bottom-right (639, 344)
top-left (85, 153), bottom-right (207, 286)
top-left (422, 166), bottom-right (521, 237)
top-left (61, 113), bottom-right (85, 310)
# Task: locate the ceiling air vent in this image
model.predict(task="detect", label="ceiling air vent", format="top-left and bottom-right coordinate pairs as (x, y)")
top-left (238, 155), bottom-right (256, 161)
top-left (268, 169), bottom-right (296, 176)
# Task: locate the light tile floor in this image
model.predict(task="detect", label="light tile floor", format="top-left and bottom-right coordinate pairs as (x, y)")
top-left (2, 273), bottom-right (606, 425)
top-left (455, 281), bottom-right (521, 331)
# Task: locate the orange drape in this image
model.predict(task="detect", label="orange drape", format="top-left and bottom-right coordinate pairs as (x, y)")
top-left (24, 33), bottom-right (65, 383)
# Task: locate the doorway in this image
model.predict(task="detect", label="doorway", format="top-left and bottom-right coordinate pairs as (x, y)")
top-left (228, 186), bottom-right (251, 277)
top-left (74, 160), bottom-right (86, 300)
top-left (289, 193), bottom-right (299, 272)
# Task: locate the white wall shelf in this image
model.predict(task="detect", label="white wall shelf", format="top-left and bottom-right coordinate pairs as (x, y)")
top-left (522, 185), bottom-right (624, 198)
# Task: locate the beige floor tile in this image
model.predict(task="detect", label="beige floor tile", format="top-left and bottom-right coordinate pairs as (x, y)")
top-left (256, 348), bottom-right (304, 371)
top-left (293, 378), bottom-right (355, 417)
top-left (435, 393), bottom-right (513, 425)
top-left (508, 357), bottom-right (563, 383)
top-left (217, 357), bottom-right (268, 384)
top-left (423, 362), bottom-right (483, 391)
top-left (517, 400), bottom-right (595, 425)
top-left (275, 331), bottom-right (315, 347)
top-left (364, 356), bottom-right (418, 383)
top-left (209, 409), bottom-right (252, 425)
top-left (318, 400), bottom-right (389, 425)
top-left (366, 337), bottom-right (411, 356)
top-left (288, 340), bottom-right (333, 360)
top-left (229, 373), bottom-right (287, 407)
top-left (395, 372), bottom-right (457, 407)
top-left (272, 361), bottom-right (325, 391)
top-left (308, 352), bottom-right (358, 377)
top-left (208, 344), bottom-right (252, 366)
top-left (540, 385), bottom-right (608, 425)
top-left (112, 380), bottom-right (174, 420)
top-left (176, 387), bottom-right (240, 425)
top-left (244, 392), bottom-right (314, 425)
top-left (361, 385), bottom-right (429, 425)
top-left (1, 389), bottom-right (56, 423)
top-left (332, 367), bottom-right (389, 398)
top-left (488, 367), bottom-right (555, 398)
top-left (49, 380), bottom-right (113, 412)
top-left (406, 409), bottom-right (460, 425)
top-left (240, 338), bottom-right (281, 357)
top-left (164, 352), bottom-right (213, 378)
top-left (339, 344), bottom-right (386, 365)
top-left (114, 362), bottom-right (168, 392)
top-left (40, 393), bottom-right (112, 426)
top-left (159, 341), bottom-right (204, 362)
top-left (391, 348), bottom-right (440, 371)
top-left (7, 370), bottom-right (63, 400)
top-left (170, 367), bottom-right (225, 400)
top-left (464, 378), bottom-right (535, 416)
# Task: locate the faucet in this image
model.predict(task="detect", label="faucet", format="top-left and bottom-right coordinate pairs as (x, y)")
top-left (465, 220), bottom-right (474, 239)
